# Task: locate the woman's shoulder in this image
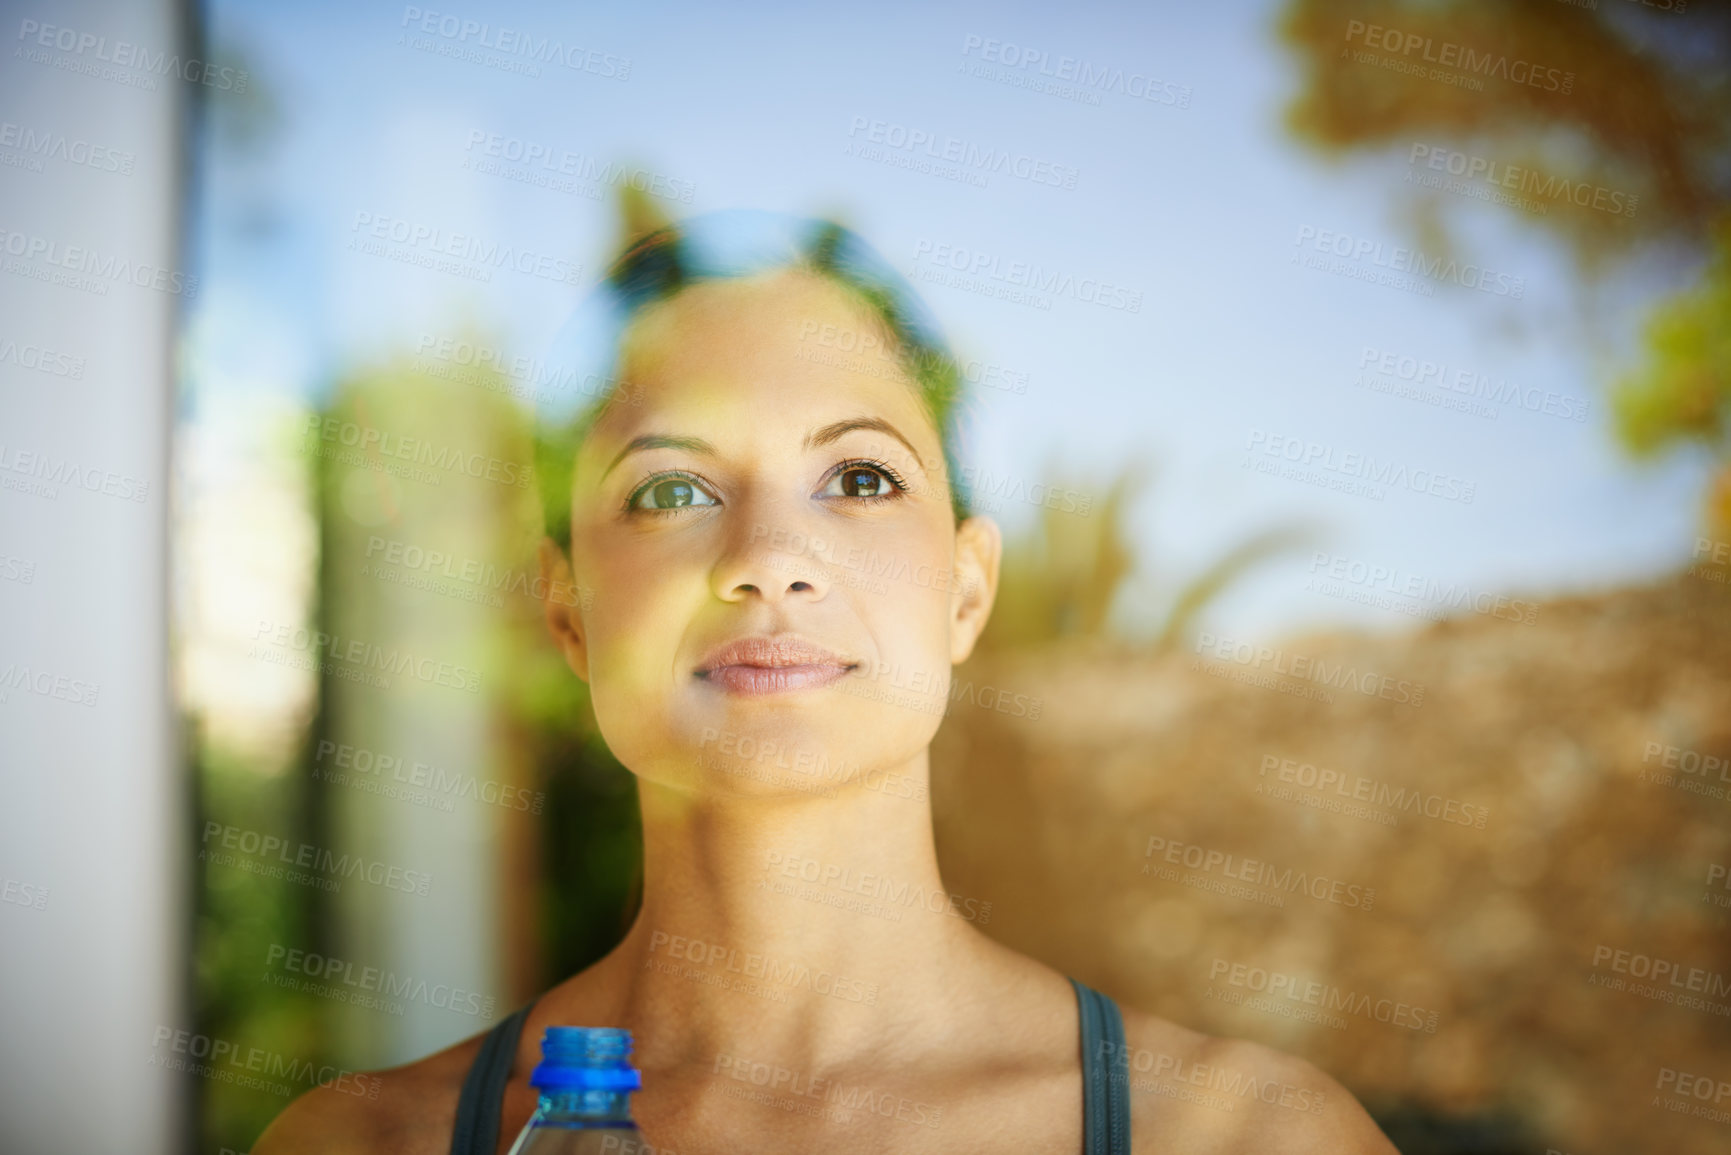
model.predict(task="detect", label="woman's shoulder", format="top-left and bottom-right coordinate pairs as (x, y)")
top-left (250, 1027), bottom-right (487, 1155)
top-left (1113, 1003), bottom-right (1398, 1155)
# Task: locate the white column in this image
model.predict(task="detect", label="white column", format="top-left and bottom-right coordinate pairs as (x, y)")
top-left (0, 1), bottom-right (185, 1152)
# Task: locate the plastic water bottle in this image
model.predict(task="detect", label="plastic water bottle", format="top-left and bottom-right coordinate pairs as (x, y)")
top-left (504, 1026), bottom-right (648, 1155)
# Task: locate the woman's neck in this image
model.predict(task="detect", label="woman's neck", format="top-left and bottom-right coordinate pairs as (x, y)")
top-left (577, 747), bottom-right (996, 1073)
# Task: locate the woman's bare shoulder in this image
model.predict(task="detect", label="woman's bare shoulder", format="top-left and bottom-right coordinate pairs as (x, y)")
top-left (250, 1029), bottom-right (486, 1155)
top-left (1116, 1004), bottom-right (1397, 1155)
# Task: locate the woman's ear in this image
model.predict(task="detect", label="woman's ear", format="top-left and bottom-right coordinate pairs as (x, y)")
top-left (948, 515), bottom-right (1002, 665)
top-left (538, 536), bottom-right (590, 683)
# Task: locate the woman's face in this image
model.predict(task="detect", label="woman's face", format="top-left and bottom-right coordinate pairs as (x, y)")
top-left (545, 268), bottom-right (1000, 794)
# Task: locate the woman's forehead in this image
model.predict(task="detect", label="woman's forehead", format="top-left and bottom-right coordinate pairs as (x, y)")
top-left (620, 267), bottom-right (889, 369)
top-left (581, 270), bottom-right (927, 452)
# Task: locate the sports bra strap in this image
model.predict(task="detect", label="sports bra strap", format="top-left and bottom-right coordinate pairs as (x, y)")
top-left (1071, 977), bottom-right (1133, 1155)
top-left (452, 983), bottom-right (1131, 1154)
top-left (448, 1000), bottom-right (535, 1155)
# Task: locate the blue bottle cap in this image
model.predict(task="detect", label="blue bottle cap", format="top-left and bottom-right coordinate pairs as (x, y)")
top-left (529, 1026), bottom-right (644, 1092)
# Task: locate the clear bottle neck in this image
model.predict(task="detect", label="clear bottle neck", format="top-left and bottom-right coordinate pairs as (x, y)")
top-left (535, 1087), bottom-right (637, 1126)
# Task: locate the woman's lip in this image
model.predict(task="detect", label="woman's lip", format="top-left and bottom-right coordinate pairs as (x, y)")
top-left (694, 636), bottom-right (858, 695)
top-left (698, 663), bottom-right (854, 695)
top-left (695, 636), bottom-right (854, 672)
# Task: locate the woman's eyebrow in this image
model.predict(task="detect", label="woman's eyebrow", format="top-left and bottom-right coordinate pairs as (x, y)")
top-left (600, 418), bottom-right (927, 484)
top-left (600, 434), bottom-right (715, 483)
top-left (805, 417), bottom-right (926, 469)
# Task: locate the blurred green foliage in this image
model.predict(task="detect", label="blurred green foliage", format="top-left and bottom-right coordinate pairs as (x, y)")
top-left (1278, 0), bottom-right (1730, 265)
top-left (977, 458), bottom-right (1309, 653)
top-left (506, 621), bottom-right (644, 986)
top-left (1614, 220), bottom-right (1731, 537)
top-left (193, 354), bottom-right (647, 1150)
top-left (193, 738), bottom-right (327, 1152)
top-left (979, 461), bottom-right (1141, 650)
top-left (1278, 0), bottom-right (1731, 536)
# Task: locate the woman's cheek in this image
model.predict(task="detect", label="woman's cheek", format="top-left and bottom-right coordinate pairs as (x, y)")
top-left (586, 643), bottom-right (676, 777)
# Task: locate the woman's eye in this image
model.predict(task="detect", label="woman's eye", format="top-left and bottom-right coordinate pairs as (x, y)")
top-left (629, 474), bottom-right (718, 511)
top-left (819, 462), bottom-right (904, 500)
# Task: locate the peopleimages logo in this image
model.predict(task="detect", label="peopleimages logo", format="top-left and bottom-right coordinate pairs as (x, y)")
top-left (1207, 959), bottom-right (1440, 1033)
top-left (398, 6), bottom-right (630, 79)
top-left (1356, 346), bottom-right (1589, 423)
top-left (1655, 1066), bottom-right (1731, 1113)
top-left (1407, 144), bottom-right (1636, 217)
top-left (1603, 943), bottom-right (1726, 993)
top-left (264, 944), bottom-right (496, 1018)
top-left (363, 534), bottom-right (584, 608)
top-left (250, 617), bottom-right (482, 695)
top-left (1293, 226), bottom-right (1525, 298)
top-left (846, 115), bottom-right (1080, 189)
top-left (1342, 19), bottom-right (1574, 94)
top-left (1245, 428), bottom-right (1476, 506)
top-left (0, 120), bottom-right (135, 175)
top-left (1096, 1041), bottom-right (1325, 1115)
top-left (314, 738), bottom-right (545, 814)
top-left (699, 727), bottom-right (860, 786)
top-left (648, 930), bottom-right (880, 1006)
top-left (762, 850), bottom-right (992, 924)
top-left (0, 227), bottom-right (198, 298)
top-left (0, 443), bottom-right (150, 503)
top-left (0, 336), bottom-right (85, 378)
top-left (959, 464), bottom-right (1093, 516)
top-left (462, 131), bottom-right (694, 202)
top-left (414, 332), bottom-right (640, 409)
top-left (0, 659), bottom-right (100, 707)
top-left (1258, 753), bottom-right (1490, 829)
top-left (794, 319), bottom-right (1030, 396)
top-left (150, 1027), bottom-right (379, 1100)
top-left (348, 211), bottom-right (582, 285)
top-left (711, 1052), bottom-right (944, 1129)
top-left (303, 415), bottom-right (534, 489)
top-left (1705, 864), bottom-right (1731, 911)
top-left (1642, 741), bottom-right (1730, 783)
top-left (746, 523), bottom-right (978, 597)
top-left (1, 876), bottom-right (49, 911)
top-left (200, 821), bottom-right (434, 897)
top-left (958, 34), bottom-right (1192, 108)
top-left (1194, 631), bottom-right (1426, 707)
top-left (15, 19), bottom-right (249, 92)
top-left (911, 239), bottom-right (1143, 312)
top-left (1143, 835), bottom-right (1376, 911)
top-left (1695, 537), bottom-right (1731, 567)
top-left (1307, 550), bottom-right (1538, 627)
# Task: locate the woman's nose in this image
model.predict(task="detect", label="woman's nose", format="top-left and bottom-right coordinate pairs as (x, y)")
top-left (709, 519), bottom-right (834, 603)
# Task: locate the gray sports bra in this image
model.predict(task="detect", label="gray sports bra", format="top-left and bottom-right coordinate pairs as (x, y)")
top-left (449, 976), bottom-right (1131, 1154)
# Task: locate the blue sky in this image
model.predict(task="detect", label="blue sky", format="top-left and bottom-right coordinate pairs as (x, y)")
top-left (193, 0), bottom-right (1709, 641)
